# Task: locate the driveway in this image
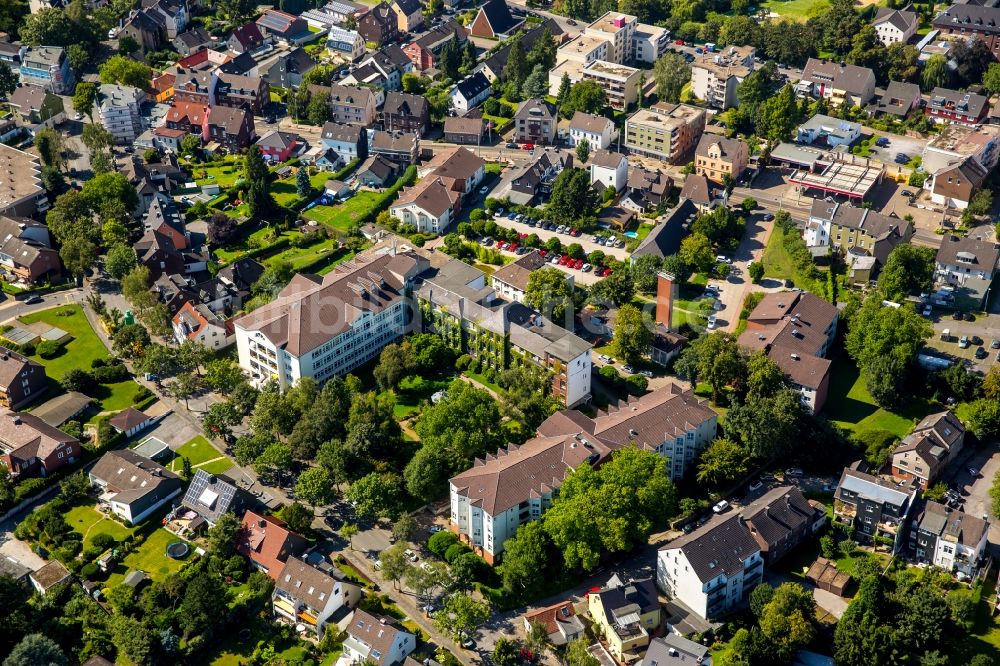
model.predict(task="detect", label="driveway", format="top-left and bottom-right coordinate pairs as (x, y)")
top-left (487, 214), bottom-right (630, 262)
top-left (944, 443), bottom-right (1000, 549)
top-left (705, 212), bottom-right (778, 334)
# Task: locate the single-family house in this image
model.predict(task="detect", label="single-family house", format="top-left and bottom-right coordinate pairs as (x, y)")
top-left (89, 449), bottom-right (182, 524)
top-left (262, 48), bottom-right (317, 90)
top-left (357, 154), bottom-right (400, 187)
top-left (514, 98), bottom-right (556, 145)
top-left (522, 601), bottom-right (584, 646)
top-left (173, 27), bottom-right (214, 56)
top-left (206, 105), bottom-right (255, 153)
top-left (0, 347), bottom-right (47, 410)
top-left (469, 0), bottom-right (523, 39)
top-left (29, 560), bottom-right (71, 595)
top-left (238, 510), bottom-right (308, 579)
top-left (342, 609), bottom-right (417, 665)
top-left (172, 301), bottom-right (235, 350)
top-left (443, 116), bottom-right (486, 145)
top-left (873, 7), bottom-right (918, 45)
top-left (589, 149), bottom-right (628, 192)
top-left (7, 85), bottom-right (65, 132)
top-left (256, 130), bottom-right (301, 163)
top-left (868, 80), bottom-right (921, 119)
top-left (256, 9), bottom-right (310, 44)
top-left (273, 556), bottom-right (364, 637)
top-left (450, 72), bottom-right (492, 113)
top-left (179, 469), bottom-right (252, 528)
top-left (567, 111), bottom-right (615, 150)
top-left (891, 411), bottom-right (965, 489)
top-left (587, 575), bottom-right (660, 662)
top-left (934, 231), bottom-right (999, 308)
top-left (0, 411), bottom-right (80, 480)
top-left (108, 407), bottom-right (154, 438)
top-left (390, 0), bottom-right (423, 33)
top-left (694, 135), bottom-right (748, 183)
top-left (228, 22), bottom-right (267, 54)
top-left (389, 177), bottom-right (460, 234)
top-left (371, 130), bottom-right (419, 165)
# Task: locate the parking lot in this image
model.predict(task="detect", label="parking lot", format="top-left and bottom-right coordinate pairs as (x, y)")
top-left (943, 443), bottom-right (1000, 549)
top-left (925, 312), bottom-right (1000, 373)
top-left (486, 211), bottom-right (631, 262)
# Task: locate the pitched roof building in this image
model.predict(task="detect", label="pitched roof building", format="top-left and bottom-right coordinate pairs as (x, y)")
top-left (891, 411), bottom-right (965, 489)
top-left (798, 58), bottom-right (877, 107)
top-left (343, 609), bottom-right (417, 666)
top-left (521, 601), bottom-right (584, 646)
top-left (89, 449), bottom-right (182, 524)
top-left (274, 556), bottom-right (364, 638)
top-left (238, 510), bottom-right (308, 579)
top-left (469, 0), bottom-right (523, 38)
top-left (0, 411), bottom-right (81, 480)
top-left (0, 346), bottom-right (46, 411)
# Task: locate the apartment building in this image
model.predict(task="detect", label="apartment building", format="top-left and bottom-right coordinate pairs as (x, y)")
top-left (797, 59), bottom-right (876, 107)
top-left (0, 144), bottom-right (50, 220)
top-left (310, 83), bottom-right (378, 127)
top-left (97, 84), bottom-right (146, 144)
top-left (19, 46), bottom-right (74, 94)
top-left (737, 290), bottom-right (839, 413)
top-left (342, 610), bottom-right (416, 666)
top-left (835, 462), bottom-right (918, 552)
top-left (690, 46), bottom-right (754, 110)
top-left (632, 23), bottom-right (669, 64)
top-left (581, 60), bottom-right (642, 111)
top-left (557, 34), bottom-right (610, 65)
top-left (909, 501), bottom-right (989, 577)
top-left (932, 4), bottom-right (1000, 61)
top-left (273, 557), bottom-right (363, 638)
top-left (891, 411), bottom-right (965, 489)
top-left (926, 87), bottom-right (990, 125)
top-left (234, 252), bottom-right (426, 389)
top-left (872, 7), bottom-right (918, 45)
top-left (0, 347), bottom-right (46, 410)
top-left (805, 200), bottom-right (914, 256)
top-left (585, 11), bottom-right (637, 64)
top-left (587, 576), bottom-right (660, 662)
top-left (567, 111), bottom-right (615, 149)
top-left (934, 232), bottom-right (999, 308)
top-left (625, 102), bottom-right (706, 164)
top-left (741, 486), bottom-right (827, 565)
top-left (694, 135), bottom-right (748, 183)
top-left (514, 98), bottom-right (557, 145)
top-left (383, 92), bottom-right (430, 136)
top-left (491, 251), bottom-right (559, 303)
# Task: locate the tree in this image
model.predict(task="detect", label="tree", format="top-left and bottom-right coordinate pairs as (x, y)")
top-left (207, 213), bottom-right (237, 246)
top-left (492, 639), bottom-right (520, 666)
top-left (575, 137), bottom-right (590, 163)
top-left (693, 333), bottom-right (746, 404)
top-left (392, 513), bottom-right (417, 543)
top-left (561, 80), bottom-right (606, 117)
top-left (435, 593), bottom-right (490, 640)
top-left (500, 520), bottom-right (555, 600)
top-left (556, 72), bottom-right (571, 108)
top-left (679, 232), bottom-right (716, 274)
top-left (758, 583), bottom-right (816, 663)
top-left (876, 245), bottom-right (935, 301)
top-left (306, 91), bottom-right (332, 125)
top-left (35, 128), bottom-right (63, 169)
top-left (404, 445), bottom-right (450, 503)
top-left (178, 572), bottom-right (228, 638)
top-left (748, 261), bottom-right (764, 283)
top-left (953, 37), bottom-right (993, 87)
top-left (522, 63), bottom-right (549, 98)
top-left (726, 389), bottom-right (805, 459)
top-left (613, 304), bottom-right (652, 365)
top-left (524, 267), bottom-right (574, 325)
top-left (202, 402), bottom-right (241, 440)
top-left (379, 543), bottom-right (410, 589)
top-left (296, 166), bottom-right (311, 198)
top-left (503, 38), bottom-right (528, 89)
top-left (3, 634), bottom-right (67, 666)
top-left (968, 399), bottom-right (1000, 442)
top-left (922, 54), bottom-right (950, 91)
top-left (98, 55), bottom-right (152, 89)
top-left (0, 61), bottom-right (16, 100)
top-left (119, 34), bottom-right (140, 56)
top-left (865, 354), bottom-right (907, 409)
top-left (255, 442), bottom-right (294, 483)
top-left (749, 583), bottom-right (775, 617)
top-left (341, 523), bottom-right (358, 548)
top-left (243, 146), bottom-right (273, 220)
top-left (758, 84), bottom-right (799, 141)
top-left (295, 466), bottom-right (334, 507)
top-left (279, 501), bottom-right (312, 534)
top-left (652, 51), bottom-right (691, 103)
top-left (180, 133), bottom-right (201, 158)
top-left (374, 343), bottom-right (413, 391)
top-left (696, 438), bottom-right (750, 486)
top-left (207, 512), bottom-right (240, 558)
top-left (347, 472), bottom-right (404, 520)
top-left (588, 266), bottom-right (634, 308)
top-left (60, 235), bottom-right (97, 280)
top-left (845, 296), bottom-right (931, 370)
top-left (105, 243), bottom-right (136, 280)
top-left (218, 0), bottom-right (256, 22)
top-left (546, 167), bottom-right (596, 227)
top-left (83, 171), bottom-right (139, 219)
top-left (565, 638), bottom-right (600, 666)
top-left (985, 63), bottom-right (1000, 96)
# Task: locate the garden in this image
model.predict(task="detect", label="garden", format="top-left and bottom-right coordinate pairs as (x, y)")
top-left (167, 435), bottom-right (234, 477)
top-left (303, 190), bottom-right (385, 234)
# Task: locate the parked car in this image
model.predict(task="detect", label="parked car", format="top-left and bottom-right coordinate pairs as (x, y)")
top-left (706, 315), bottom-right (718, 330)
top-left (968, 467), bottom-right (980, 477)
top-left (23, 295), bottom-right (42, 305)
top-left (748, 480), bottom-right (763, 492)
top-left (762, 213), bottom-right (774, 221)
top-left (582, 263), bottom-right (592, 272)
top-left (959, 335), bottom-right (969, 348)
top-left (712, 500), bottom-right (730, 513)
top-left (785, 468), bottom-right (804, 477)
top-left (975, 346), bottom-right (988, 359)
top-left (598, 354), bottom-right (613, 363)
top-left (622, 364), bottom-right (635, 373)
top-left (971, 335), bottom-right (983, 346)
top-left (992, 339), bottom-right (1000, 349)
top-left (429, 525), bottom-right (444, 533)
top-left (640, 370), bottom-right (653, 378)
top-left (404, 549), bottom-right (419, 562)
top-left (479, 185), bottom-right (489, 194)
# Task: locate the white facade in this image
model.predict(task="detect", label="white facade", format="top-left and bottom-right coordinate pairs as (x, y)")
top-left (656, 536), bottom-right (764, 621)
top-left (327, 27), bottom-right (365, 61)
top-left (568, 116), bottom-right (614, 149)
top-left (449, 81), bottom-right (491, 113)
top-left (557, 35), bottom-right (610, 65)
top-left (390, 199), bottom-right (454, 234)
top-left (632, 23), bottom-right (669, 64)
top-left (450, 481), bottom-right (554, 560)
top-left (874, 11), bottom-right (916, 46)
top-left (342, 614), bottom-right (416, 666)
top-left (236, 302), bottom-right (409, 389)
top-left (585, 12), bottom-right (637, 65)
top-left (273, 567), bottom-right (362, 638)
top-left (590, 155), bottom-right (628, 192)
top-left (97, 84), bottom-right (145, 144)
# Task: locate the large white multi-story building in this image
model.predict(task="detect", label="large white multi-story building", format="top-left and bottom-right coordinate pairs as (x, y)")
top-left (689, 46), bottom-right (754, 110)
top-left (98, 84), bottom-right (146, 144)
top-left (234, 252), bottom-right (425, 389)
top-left (449, 383), bottom-right (717, 562)
top-left (632, 23), bottom-right (669, 63)
top-left (584, 11), bottom-right (637, 65)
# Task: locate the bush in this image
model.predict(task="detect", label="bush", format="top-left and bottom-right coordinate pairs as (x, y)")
top-left (444, 542), bottom-right (472, 563)
top-left (428, 530), bottom-right (459, 558)
top-left (14, 477), bottom-right (47, 502)
top-left (36, 339), bottom-right (63, 359)
top-left (598, 364), bottom-right (623, 387)
top-left (454, 354), bottom-right (472, 371)
top-left (625, 374), bottom-right (648, 394)
top-left (91, 533), bottom-right (116, 551)
top-left (133, 385), bottom-right (154, 404)
top-left (92, 363), bottom-right (129, 383)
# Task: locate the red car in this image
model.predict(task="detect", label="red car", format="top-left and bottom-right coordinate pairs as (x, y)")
top-left (603, 267), bottom-right (613, 277)
top-left (538, 249), bottom-right (547, 257)
top-left (674, 39), bottom-right (685, 44)
top-left (574, 259), bottom-right (585, 269)
top-left (569, 228), bottom-right (580, 237)
top-left (522, 143), bottom-right (535, 150)
top-left (559, 255), bottom-right (570, 265)
top-left (495, 240), bottom-right (504, 248)
top-left (508, 243), bottom-right (519, 252)
top-left (518, 232), bottom-right (528, 239)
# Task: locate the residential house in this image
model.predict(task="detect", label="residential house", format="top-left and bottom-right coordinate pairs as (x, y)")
top-left (0, 215), bottom-right (60, 285)
top-left (868, 80), bottom-right (922, 119)
top-left (358, 3), bottom-right (399, 47)
top-left (478, 20), bottom-right (564, 81)
top-left (390, 0), bottom-right (423, 33)
top-left (804, 200), bottom-right (914, 258)
top-left (506, 151), bottom-right (569, 205)
top-left (107, 407), bottom-right (154, 438)
top-left (97, 84), bottom-right (145, 145)
top-left (796, 114), bottom-right (862, 148)
top-left (357, 154), bottom-right (400, 187)
top-left (206, 106), bottom-right (255, 153)
top-left (932, 4), bottom-right (1000, 61)
top-left (490, 250), bottom-right (555, 303)
top-left (302, 0), bottom-right (366, 29)
top-left (172, 301), bottom-right (235, 349)
top-left (179, 469), bottom-right (252, 528)
top-left (873, 7), bottom-right (918, 45)
top-left (217, 258), bottom-right (265, 302)
top-left (389, 177), bottom-right (460, 233)
top-left (0, 347), bottom-right (46, 410)
top-left (216, 72), bottom-right (270, 115)
top-left (19, 47), bottom-right (73, 94)
top-left (797, 59), bottom-right (877, 107)
top-left (927, 158), bottom-right (988, 210)
top-left (234, 252), bottom-right (427, 389)
top-left (522, 601), bottom-right (584, 646)
top-left (0, 411), bottom-right (81, 480)
top-left (165, 100), bottom-right (208, 137)
top-left (0, 556), bottom-right (31, 585)
top-left (469, 0), bottom-right (523, 39)
top-left (89, 449), bottom-right (182, 524)
top-left (921, 123), bottom-right (1000, 177)
top-left (320, 122), bottom-right (369, 164)
top-left (173, 27), bottom-right (214, 56)
top-left (0, 145), bottom-right (49, 218)
top-left (443, 116), bottom-right (486, 145)
top-left (256, 130), bottom-right (301, 163)
top-left (934, 232), bottom-right (999, 308)
top-left (383, 92), bottom-right (430, 136)
top-left (679, 174), bottom-right (724, 213)
top-left (120, 10), bottom-right (166, 54)
top-left (450, 72), bottom-right (492, 114)
top-left (29, 560), bottom-right (71, 595)
top-left (694, 135), bottom-right (748, 183)
top-left (7, 85), bottom-right (64, 132)
top-left (909, 501), bottom-right (989, 577)
top-left (238, 510), bottom-right (308, 579)
top-left (834, 461), bottom-right (918, 551)
top-left (256, 9), bottom-right (310, 44)
top-left (342, 609), bottom-right (417, 665)
top-left (737, 290), bottom-right (839, 413)
top-left (423, 146), bottom-right (485, 196)
top-left (371, 130), bottom-right (419, 165)
top-left (690, 45), bottom-right (755, 110)
top-left (228, 22), bottom-right (267, 54)
top-left (273, 556), bottom-right (363, 637)
top-left (741, 486), bottom-right (827, 565)
top-left (927, 87), bottom-right (990, 125)
top-left (623, 166), bottom-right (672, 213)
top-left (584, 11), bottom-right (637, 65)
top-left (567, 112), bottom-right (615, 150)
top-left (625, 102), bottom-right (706, 164)
top-left (587, 575), bottom-right (660, 662)
top-left (403, 21), bottom-right (466, 72)
top-left (514, 98), bottom-right (557, 145)
top-left (315, 83), bottom-right (378, 126)
top-left (891, 411), bottom-right (965, 489)
top-left (632, 23), bottom-right (670, 64)
top-left (0, 42), bottom-right (25, 67)
top-left (142, 0), bottom-right (188, 39)
top-left (639, 636), bottom-right (710, 666)
top-left (327, 27), bottom-right (366, 61)
top-left (656, 514), bottom-right (764, 621)
top-left (589, 150), bottom-right (628, 192)
top-left (261, 48), bottom-right (317, 90)
top-left (325, 179), bottom-right (351, 199)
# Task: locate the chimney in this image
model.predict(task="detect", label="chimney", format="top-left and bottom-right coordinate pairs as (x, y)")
top-left (654, 271), bottom-right (677, 331)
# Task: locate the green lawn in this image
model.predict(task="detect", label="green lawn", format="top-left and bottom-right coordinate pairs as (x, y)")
top-left (208, 619), bottom-right (317, 666)
top-left (192, 161), bottom-right (243, 189)
top-left (66, 504), bottom-right (134, 549)
top-left (759, 0), bottom-right (830, 20)
top-left (303, 191), bottom-right (383, 233)
top-left (949, 582), bottom-right (1000, 663)
top-left (105, 529), bottom-right (190, 587)
top-left (264, 238), bottom-right (340, 271)
top-left (317, 249), bottom-right (359, 275)
top-left (762, 224), bottom-right (825, 294)
top-left (168, 435), bottom-right (232, 475)
top-left (824, 351), bottom-right (931, 438)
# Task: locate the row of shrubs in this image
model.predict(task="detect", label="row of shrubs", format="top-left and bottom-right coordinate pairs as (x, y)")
top-left (598, 364), bottom-right (649, 395)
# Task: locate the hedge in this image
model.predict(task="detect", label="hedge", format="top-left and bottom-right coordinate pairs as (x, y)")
top-left (351, 165), bottom-right (417, 229)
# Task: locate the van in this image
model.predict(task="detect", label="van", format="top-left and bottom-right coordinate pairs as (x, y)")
top-left (941, 328), bottom-right (951, 341)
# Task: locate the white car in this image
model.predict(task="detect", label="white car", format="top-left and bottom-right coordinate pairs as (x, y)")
top-left (598, 354), bottom-right (613, 363)
top-left (479, 185), bottom-right (489, 194)
top-left (404, 549), bottom-right (419, 562)
top-left (429, 525), bottom-right (444, 533)
top-left (622, 364), bottom-right (635, 373)
top-left (785, 468), bottom-right (804, 477)
top-left (73, 113), bottom-right (83, 121)
top-left (712, 500), bottom-right (730, 514)
top-left (706, 315), bottom-right (718, 330)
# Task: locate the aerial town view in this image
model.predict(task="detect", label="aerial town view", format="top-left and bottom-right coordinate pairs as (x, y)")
top-left (0, 0), bottom-right (998, 663)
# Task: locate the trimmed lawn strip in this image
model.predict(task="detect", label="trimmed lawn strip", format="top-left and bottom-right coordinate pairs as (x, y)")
top-left (17, 305), bottom-right (108, 378)
top-left (196, 457), bottom-right (234, 475)
top-left (759, 0), bottom-right (831, 20)
top-left (762, 224), bottom-right (825, 295)
top-left (66, 505), bottom-right (134, 549)
top-left (170, 435), bottom-right (226, 472)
